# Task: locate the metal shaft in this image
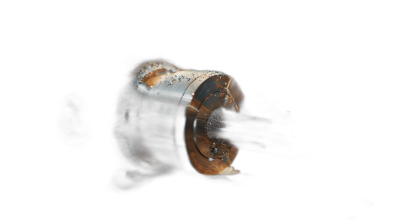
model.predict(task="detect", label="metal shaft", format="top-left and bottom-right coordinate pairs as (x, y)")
top-left (60, 59), bottom-right (316, 175)
top-left (119, 61), bottom-right (244, 175)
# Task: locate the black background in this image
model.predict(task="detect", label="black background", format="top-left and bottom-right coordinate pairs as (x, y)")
top-left (36, 19), bottom-right (383, 221)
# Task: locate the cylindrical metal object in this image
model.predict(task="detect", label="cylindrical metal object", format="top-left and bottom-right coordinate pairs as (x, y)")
top-left (117, 61), bottom-right (244, 175)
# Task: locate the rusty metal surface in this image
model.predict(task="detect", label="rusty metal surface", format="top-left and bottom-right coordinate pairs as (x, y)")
top-left (133, 62), bottom-right (244, 175)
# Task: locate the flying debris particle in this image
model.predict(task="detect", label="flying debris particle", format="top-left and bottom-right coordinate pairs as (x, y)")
top-left (219, 166), bottom-right (239, 176)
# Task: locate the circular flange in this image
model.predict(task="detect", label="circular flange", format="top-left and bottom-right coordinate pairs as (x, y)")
top-left (184, 75), bottom-right (244, 175)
